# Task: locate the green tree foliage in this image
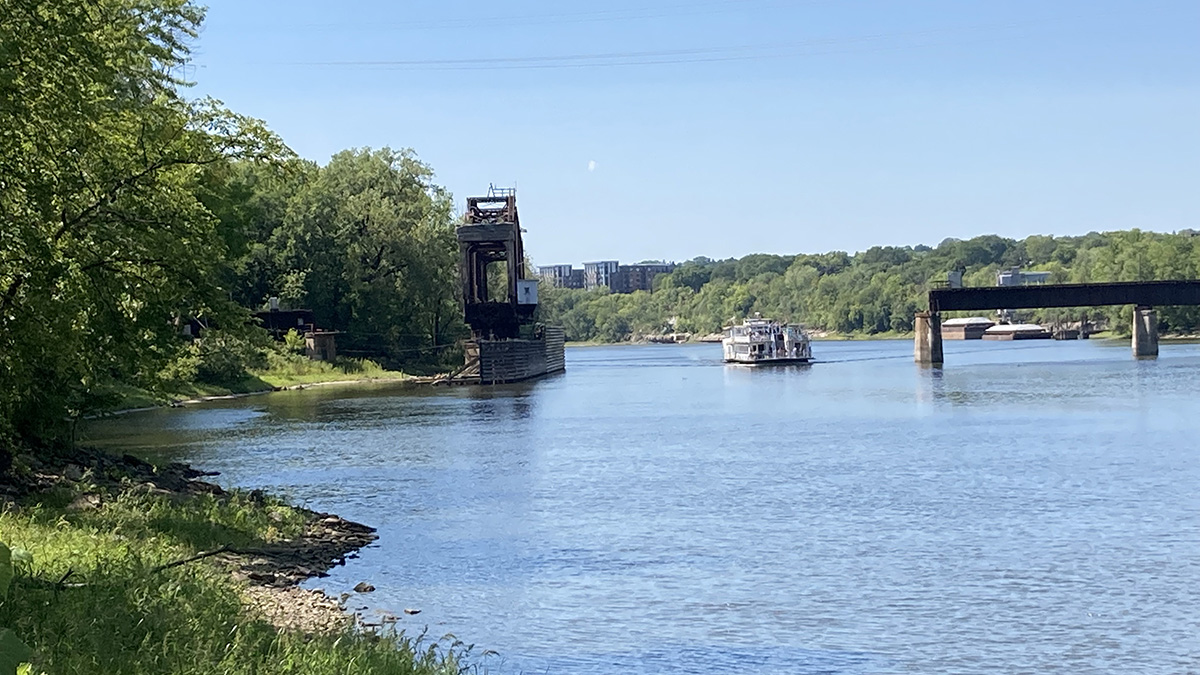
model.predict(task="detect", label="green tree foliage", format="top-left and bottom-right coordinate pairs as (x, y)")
top-left (1, 2), bottom-right (467, 453)
top-left (0, 0), bottom-right (284, 446)
top-left (205, 149), bottom-right (462, 366)
top-left (540, 231), bottom-right (1200, 342)
top-left (196, 159), bottom-right (318, 309)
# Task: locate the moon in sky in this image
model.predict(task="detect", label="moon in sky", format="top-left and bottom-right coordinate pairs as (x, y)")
top-left (587, 160), bottom-right (596, 172)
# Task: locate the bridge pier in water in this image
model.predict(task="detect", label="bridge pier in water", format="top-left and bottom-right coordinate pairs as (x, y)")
top-left (913, 311), bottom-right (944, 366)
top-left (1132, 307), bottom-right (1159, 358)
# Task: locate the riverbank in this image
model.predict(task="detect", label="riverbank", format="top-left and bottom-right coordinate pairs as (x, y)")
top-left (0, 444), bottom-right (467, 674)
top-left (98, 354), bottom-right (440, 416)
top-left (252, 353), bottom-right (415, 389)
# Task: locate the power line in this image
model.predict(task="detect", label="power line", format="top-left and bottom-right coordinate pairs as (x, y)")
top-left (268, 0), bottom-right (808, 33)
top-left (284, 19), bottom-right (1045, 72)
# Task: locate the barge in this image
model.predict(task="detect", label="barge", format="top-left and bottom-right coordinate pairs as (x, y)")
top-left (940, 317), bottom-right (995, 340)
top-left (982, 323), bottom-right (1052, 340)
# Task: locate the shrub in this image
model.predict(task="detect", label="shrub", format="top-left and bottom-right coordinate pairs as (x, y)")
top-left (281, 328), bottom-right (307, 356)
top-left (193, 331), bottom-right (268, 387)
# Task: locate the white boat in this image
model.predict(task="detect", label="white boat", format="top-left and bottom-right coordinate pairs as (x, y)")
top-left (722, 317), bottom-right (812, 364)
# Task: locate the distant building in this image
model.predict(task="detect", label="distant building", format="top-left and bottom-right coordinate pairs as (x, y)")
top-left (996, 267), bottom-right (1051, 287)
top-left (252, 304), bottom-right (338, 361)
top-left (541, 260), bottom-right (677, 293)
top-left (537, 264), bottom-right (584, 289)
top-left (253, 308), bottom-right (316, 338)
top-left (305, 331), bottom-right (338, 361)
top-left (583, 261), bottom-right (620, 290)
top-left (614, 263), bottom-right (676, 293)
top-left (995, 267), bottom-right (1052, 323)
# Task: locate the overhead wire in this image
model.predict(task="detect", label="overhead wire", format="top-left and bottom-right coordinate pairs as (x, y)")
top-left (282, 18), bottom-right (1051, 72)
top-left (280, 0), bottom-right (810, 33)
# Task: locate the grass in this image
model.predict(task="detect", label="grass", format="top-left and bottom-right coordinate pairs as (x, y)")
top-left (93, 376), bottom-right (276, 413)
top-left (168, 375), bottom-right (276, 399)
top-left (96, 383), bottom-right (164, 410)
top-left (253, 352), bottom-right (409, 389)
top-left (93, 353), bottom-right (413, 415)
top-left (0, 480), bottom-right (469, 675)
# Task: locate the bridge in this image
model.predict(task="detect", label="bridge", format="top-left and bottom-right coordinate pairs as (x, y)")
top-left (915, 280), bottom-right (1200, 364)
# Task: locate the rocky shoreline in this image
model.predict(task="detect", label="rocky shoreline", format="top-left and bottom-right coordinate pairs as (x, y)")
top-left (228, 509), bottom-right (378, 633)
top-left (4, 444), bottom-right (380, 635)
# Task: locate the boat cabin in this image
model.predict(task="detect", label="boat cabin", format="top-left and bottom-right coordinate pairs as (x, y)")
top-left (723, 319), bottom-right (812, 363)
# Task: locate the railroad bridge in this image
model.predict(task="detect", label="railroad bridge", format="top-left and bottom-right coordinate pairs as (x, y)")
top-left (915, 280), bottom-right (1200, 365)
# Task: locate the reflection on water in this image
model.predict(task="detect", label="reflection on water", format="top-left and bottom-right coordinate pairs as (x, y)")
top-left (82, 340), bottom-right (1200, 674)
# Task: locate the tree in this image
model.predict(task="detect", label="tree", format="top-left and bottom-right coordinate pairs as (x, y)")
top-left (197, 158), bottom-right (317, 308)
top-left (663, 261), bottom-right (713, 292)
top-left (266, 148), bottom-right (460, 363)
top-left (0, 0), bottom-right (283, 448)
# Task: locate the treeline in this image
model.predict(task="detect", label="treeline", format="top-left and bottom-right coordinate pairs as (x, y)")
top-left (206, 151), bottom-right (462, 360)
top-left (0, 1), bottom-right (461, 452)
top-left (538, 231), bottom-right (1200, 342)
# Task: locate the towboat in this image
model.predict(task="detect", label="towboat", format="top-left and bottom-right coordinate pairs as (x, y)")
top-left (722, 317), bottom-right (812, 364)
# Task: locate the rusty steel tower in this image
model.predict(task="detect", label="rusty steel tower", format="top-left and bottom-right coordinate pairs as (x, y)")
top-left (444, 186), bottom-right (563, 385)
top-left (456, 186), bottom-right (537, 340)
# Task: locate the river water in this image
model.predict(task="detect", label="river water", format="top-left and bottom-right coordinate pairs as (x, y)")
top-left (82, 339), bottom-right (1200, 673)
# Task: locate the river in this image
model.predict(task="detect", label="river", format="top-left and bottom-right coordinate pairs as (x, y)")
top-left (82, 339), bottom-right (1200, 674)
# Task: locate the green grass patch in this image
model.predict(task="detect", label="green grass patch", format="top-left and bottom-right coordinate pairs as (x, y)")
top-left (91, 375), bottom-right (276, 413)
top-left (253, 352), bottom-right (409, 389)
top-left (0, 484), bottom-right (468, 675)
top-left (168, 374), bottom-right (275, 399)
top-left (93, 354), bottom-right (410, 414)
top-left (94, 383), bottom-right (164, 411)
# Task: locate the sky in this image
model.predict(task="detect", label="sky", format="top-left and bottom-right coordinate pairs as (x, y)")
top-left (187, 0), bottom-right (1199, 266)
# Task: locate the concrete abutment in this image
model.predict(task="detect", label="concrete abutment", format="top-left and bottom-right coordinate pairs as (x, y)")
top-left (914, 312), bottom-right (944, 365)
top-left (1132, 307), bottom-right (1159, 358)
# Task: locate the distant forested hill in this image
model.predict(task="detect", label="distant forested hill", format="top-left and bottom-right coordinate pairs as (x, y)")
top-left (537, 231), bottom-right (1200, 342)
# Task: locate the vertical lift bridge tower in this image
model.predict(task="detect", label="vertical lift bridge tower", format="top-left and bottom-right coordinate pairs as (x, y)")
top-left (451, 187), bottom-right (565, 384)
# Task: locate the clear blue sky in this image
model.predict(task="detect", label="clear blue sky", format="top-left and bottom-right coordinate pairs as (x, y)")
top-left (188, 0), bottom-right (1199, 266)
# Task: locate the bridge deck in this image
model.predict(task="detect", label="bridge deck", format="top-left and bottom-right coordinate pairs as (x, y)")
top-left (929, 280), bottom-right (1200, 312)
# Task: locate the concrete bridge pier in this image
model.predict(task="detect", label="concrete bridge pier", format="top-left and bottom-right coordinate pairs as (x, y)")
top-left (914, 311), bottom-right (944, 365)
top-left (1132, 306), bottom-right (1159, 358)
